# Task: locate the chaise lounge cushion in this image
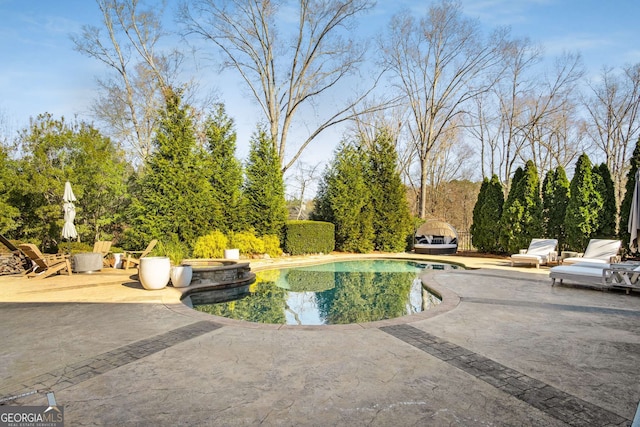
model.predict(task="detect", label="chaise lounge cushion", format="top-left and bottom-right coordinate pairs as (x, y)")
top-left (549, 262), bottom-right (609, 286)
top-left (562, 257), bottom-right (608, 265)
top-left (562, 239), bottom-right (621, 265)
top-left (510, 238), bottom-right (558, 268)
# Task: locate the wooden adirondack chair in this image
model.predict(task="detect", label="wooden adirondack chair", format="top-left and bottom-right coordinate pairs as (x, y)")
top-left (93, 241), bottom-right (113, 267)
top-left (123, 239), bottom-right (158, 270)
top-left (18, 243), bottom-right (72, 279)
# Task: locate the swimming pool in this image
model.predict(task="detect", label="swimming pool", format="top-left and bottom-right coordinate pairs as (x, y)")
top-left (191, 259), bottom-right (458, 325)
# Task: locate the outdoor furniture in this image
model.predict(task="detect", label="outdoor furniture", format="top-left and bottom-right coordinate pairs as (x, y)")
top-left (602, 262), bottom-right (640, 294)
top-left (18, 243), bottom-right (72, 279)
top-left (559, 251), bottom-right (579, 262)
top-left (414, 220), bottom-right (458, 255)
top-left (510, 238), bottom-right (558, 268)
top-left (561, 239), bottom-right (621, 265)
top-left (550, 261), bottom-right (640, 294)
top-left (123, 239), bottom-right (158, 270)
top-left (93, 240), bottom-right (113, 267)
top-left (550, 262), bottom-right (609, 288)
top-left (72, 252), bottom-right (103, 273)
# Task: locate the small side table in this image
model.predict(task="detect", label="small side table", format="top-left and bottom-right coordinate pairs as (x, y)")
top-left (602, 262), bottom-right (640, 293)
top-left (72, 252), bottom-right (103, 273)
top-left (560, 251), bottom-right (579, 264)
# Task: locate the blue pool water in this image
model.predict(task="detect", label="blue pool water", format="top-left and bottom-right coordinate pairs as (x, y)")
top-left (192, 259), bottom-right (459, 325)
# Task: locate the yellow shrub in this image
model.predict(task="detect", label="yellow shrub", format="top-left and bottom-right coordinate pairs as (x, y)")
top-left (262, 234), bottom-right (283, 257)
top-left (193, 231), bottom-right (228, 258)
top-left (228, 230), bottom-right (264, 256)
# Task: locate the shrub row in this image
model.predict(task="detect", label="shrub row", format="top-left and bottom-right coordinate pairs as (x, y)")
top-left (193, 230), bottom-right (283, 259)
top-left (283, 220), bottom-right (335, 255)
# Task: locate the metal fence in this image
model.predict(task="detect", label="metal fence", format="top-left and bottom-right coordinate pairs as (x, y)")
top-left (457, 231), bottom-right (475, 252)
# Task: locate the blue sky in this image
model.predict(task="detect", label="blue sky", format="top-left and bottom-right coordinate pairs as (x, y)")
top-left (1, 0), bottom-right (640, 167)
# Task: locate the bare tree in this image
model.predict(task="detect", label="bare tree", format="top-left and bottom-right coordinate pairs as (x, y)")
top-left (286, 161), bottom-right (321, 220)
top-left (467, 90), bottom-right (501, 179)
top-left (380, 0), bottom-right (507, 218)
top-left (179, 0), bottom-right (384, 173)
top-left (72, 0), bottom-right (186, 163)
top-left (583, 64), bottom-right (640, 204)
top-left (518, 52), bottom-right (584, 179)
top-left (492, 37), bottom-right (542, 189)
top-left (524, 94), bottom-right (583, 177)
top-left (468, 36), bottom-right (583, 192)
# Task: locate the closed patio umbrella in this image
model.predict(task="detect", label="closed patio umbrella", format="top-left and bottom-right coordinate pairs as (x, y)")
top-left (62, 181), bottom-right (77, 244)
top-left (628, 170), bottom-right (640, 251)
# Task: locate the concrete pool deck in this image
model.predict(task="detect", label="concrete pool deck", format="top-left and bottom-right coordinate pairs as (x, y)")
top-left (0, 253), bottom-right (639, 426)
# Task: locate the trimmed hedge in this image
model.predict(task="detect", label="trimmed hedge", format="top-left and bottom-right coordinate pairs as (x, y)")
top-left (286, 270), bottom-right (336, 292)
top-left (284, 220), bottom-right (335, 255)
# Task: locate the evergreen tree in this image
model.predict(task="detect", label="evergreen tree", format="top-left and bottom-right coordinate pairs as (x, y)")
top-left (499, 160), bottom-right (542, 254)
top-left (565, 153), bottom-right (603, 251)
top-left (11, 114), bottom-right (128, 250)
top-left (470, 177), bottom-right (489, 251)
top-left (127, 89), bottom-right (216, 247)
top-left (243, 126), bottom-right (288, 238)
top-left (311, 142), bottom-right (374, 252)
top-left (593, 163), bottom-right (617, 238)
top-left (204, 104), bottom-right (245, 232)
top-left (471, 175), bottom-right (504, 253)
top-left (619, 137), bottom-right (640, 252)
top-left (366, 129), bottom-right (412, 252)
top-left (542, 166), bottom-right (570, 250)
top-left (0, 146), bottom-right (19, 235)
top-left (506, 167), bottom-right (524, 206)
top-left (72, 124), bottom-right (130, 243)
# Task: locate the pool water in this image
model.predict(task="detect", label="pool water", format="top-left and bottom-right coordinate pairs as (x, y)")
top-left (192, 259), bottom-right (458, 325)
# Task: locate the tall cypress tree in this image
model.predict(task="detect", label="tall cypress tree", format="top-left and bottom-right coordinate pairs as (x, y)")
top-left (470, 177), bottom-right (489, 251)
top-left (542, 166), bottom-right (570, 250)
top-left (619, 138), bottom-right (640, 252)
top-left (593, 163), bottom-right (617, 238)
top-left (311, 142), bottom-right (374, 253)
top-left (498, 166), bottom-right (524, 252)
top-left (204, 104), bottom-right (245, 232)
top-left (367, 129), bottom-right (412, 252)
top-left (565, 153), bottom-right (603, 251)
top-left (471, 175), bottom-right (503, 253)
top-left (506, 167), bottom-right (525, 206)
top-left (243, 125), bottom-right (288, 238)
top-left (128, 89), bottom-right (216, 246)
top-left (499, 160), bottom-right (542, 254)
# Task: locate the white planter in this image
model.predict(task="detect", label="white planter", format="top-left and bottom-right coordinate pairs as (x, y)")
top-left (112, 253), bottom-right (124, 269)
top-left (170, 265), bottom-right (193, 288)
top-left (139, 257), bottom-right (171, 290)
top-left (224, 248), bottom-right (240, 260)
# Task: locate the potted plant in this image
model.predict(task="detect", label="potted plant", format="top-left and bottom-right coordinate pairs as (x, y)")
top-left (223, 248), bottom-right (240, 260)
top-left (224, 231), bottom-right (241, 259)
top-left (163, 239), bottom-right (193, 288)
top-left (139, 256), bottom-right (171, 290)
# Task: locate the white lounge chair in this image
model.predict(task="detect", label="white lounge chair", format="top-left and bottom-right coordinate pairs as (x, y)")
top-left (561, 239), bottom-right (621, 265)
top-left (510, 238), bottom-right (558, 268)
top-left (550, 261), bottom-right (640, 293)
top-left (549, 262), bottom-right (607, 287)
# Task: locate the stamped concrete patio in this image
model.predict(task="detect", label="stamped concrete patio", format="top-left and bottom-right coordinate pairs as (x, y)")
top-left (0, 253), bottom-right (638, 426)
